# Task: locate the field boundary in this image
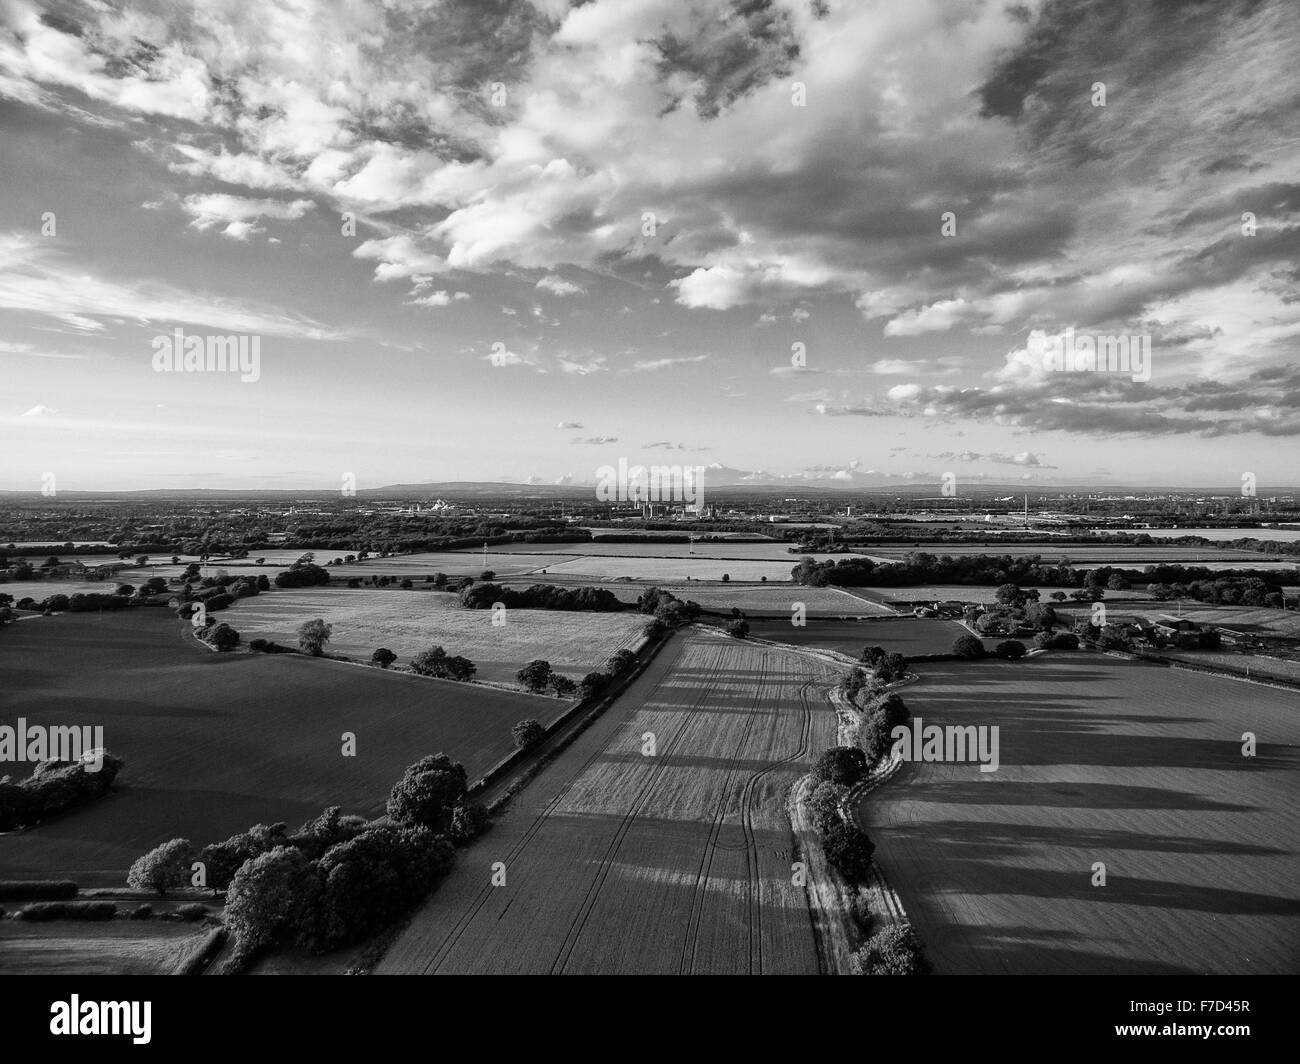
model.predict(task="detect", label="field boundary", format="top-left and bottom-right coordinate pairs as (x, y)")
top-left (1090, 645), bottom-right (1300, 692)
top-left (478, 628), bottom-right (672, 812)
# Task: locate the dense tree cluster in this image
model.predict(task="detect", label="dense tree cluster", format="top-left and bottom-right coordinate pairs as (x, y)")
top-left (460, 582), bottom-right (623, 612)
top-left (129, 754), bottom-right (485, 964)
top-left (0, 753), bottom-right (125, 831)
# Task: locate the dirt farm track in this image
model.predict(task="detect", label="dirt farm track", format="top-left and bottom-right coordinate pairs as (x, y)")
top-left (856, 653), bottom-right (1300, 974)
top-left (379, 628), bottom-right (842, 974)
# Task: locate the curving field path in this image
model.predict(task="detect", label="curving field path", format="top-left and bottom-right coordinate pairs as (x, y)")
top-left (378, 628), bottom-right (841, 974)
top-left (854, 653), bottom-right (1300, 974)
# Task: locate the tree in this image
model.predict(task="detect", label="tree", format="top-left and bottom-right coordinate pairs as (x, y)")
top-left (411, 645), bottom-right (449, 676)
top-left (126, 838), bottom-right (195, 896)
top-left (549, 674), bottom-right (577, 697)
top-left (952, 634), bottom-right (985, 659)
top-left (371, 647), bottom-right (397, 669)
top-left (850, 923), bottom-right (930, 975)
top-left (225, 846), bottom-right (319, 953)
top-left (721, 573), bottom-right (730, 582)
top-left (208, 623), bottom-right (240, 652)
top-left (480, 570), bottom-right (496, 581)
top-left (256, 574), bottom-right (270, 591)
top-left (808, 781), bottom-right (848, 835)
top-left (726, 618), bottom-right (750, 639)
top-left (605, 650), bottom-right (635, 676)
top-left (1050, 591), bottom-right (1068, 603)
top-left (993, 639), bottom-right (1026, 660)
top-left (512, 719), bottom-right (545, 749)
top-left (822, 821), bottom-right (875, 882)
top-left (579, 671), bottom-right (611, 698)
top-left (1107, 573), bottom-right (1130, 591)
top-left (994, 583), bottom-right (1024, 607)
top-left (297, 619), bottom-right (332, 656)
top-left (135, 554), bottom-right (149, 567)
top-left (449, 800), bottom-right (490, 845)
top-left (443, 655), bottom-right (477, 682)
top-left (516, 659), bottom-right (553, 693)
top-left (811, 746), bottom-right (869, 787)
top-left (386, 754), bottom-right (468, 831)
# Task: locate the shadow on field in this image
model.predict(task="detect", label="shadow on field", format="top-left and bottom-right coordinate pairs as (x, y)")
top-left (921, 862), bottom-right (1300, 916)
top-left (901, 779), bottom-right (1252, 812)
top-left (880, 819), bottom-right (1289, 859)
top-left (924, 921), bottom-right (1204, 974)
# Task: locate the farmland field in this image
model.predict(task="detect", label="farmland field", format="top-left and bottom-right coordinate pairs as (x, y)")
top-left (0, 610), bottom-right (565, 885)
top-left (526, 554), bottom-right (807, 582)
top-left (379, 627), bottom-right (842, 974)
top-left (223, 587), bottom-right (647, 684)
top-left (855, 653), bottom-right (1300, 974)
top-left (1145, 651), bottom-right (1300, 682)
top-left (865, 543), bottom-right (1274, 563)
top-left (851, 584), bottom-right (1152, 606)
top-left (746, 617), bottom-right (977, 658)
top-left (0, 920), bottom-right (211, 975)
top-left (656, 583), bottom-right (891, 616)
top-left (1099, 527), bottom-right (1300, 542)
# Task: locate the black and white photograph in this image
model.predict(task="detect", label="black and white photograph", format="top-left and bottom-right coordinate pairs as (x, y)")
top-left (0, 0), bottom-right (1295, 1034)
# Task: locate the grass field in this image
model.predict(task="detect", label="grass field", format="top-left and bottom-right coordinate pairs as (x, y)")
top-left (528, 554), bottom-right (805, 582)
top-left (223, 587), bottom-right (647, 684)
top-left (855, 653), bottom-right (1300, 974)
top-left (0, 610), bottom-right (565, 885)
top-left (746, 617), bottom-right (977, 658)
top-left (379, 628), bottom-right (842, 974)
top-left (0, 920), bottom-right (211, 975)
top-left (866, 543), bottom-right (1272, 562)
top-left (1144, 650), bottom-right (1300, 682)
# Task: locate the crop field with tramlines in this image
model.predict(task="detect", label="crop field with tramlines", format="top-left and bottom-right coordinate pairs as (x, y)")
top-left (378, 628), bottom-right (842, 974)
top-left (746, 617), bottom-right (977, 658)
top-left (855, 652), bottom-right (1300, 974)
top-left (0, 610), bottom-right (564, 886)
top-left (222, 586), bottom-right (647, 684)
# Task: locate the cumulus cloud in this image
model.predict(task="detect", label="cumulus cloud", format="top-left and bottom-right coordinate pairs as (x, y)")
top-left (536, 274), bottom-right (586, 297)
top-left (181, 194), bottom-right (315, 239)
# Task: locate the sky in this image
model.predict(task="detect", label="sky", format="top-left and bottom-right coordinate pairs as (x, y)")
top-left (1, 0), bottom-right (1298, 492)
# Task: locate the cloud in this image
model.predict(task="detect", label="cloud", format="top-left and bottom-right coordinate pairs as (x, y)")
top-left (406, 289), bottom-right (470, 307)
top-left (0, 232), bottom-right (341, 339)
top-left (558, 355), bottom-right (607, 375)
top-left (536, 274), bottom-right (587, 297)
top-left (20, 404), bottom-right (56, 417)
top-left (571, 435), bottom-right (618, 445)
top-left (632, 354), bottom-right (707, 371)
top-left (181, 194), bottom-right (315, 239)
top-left (556, 420), bottom-right (583, 429)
